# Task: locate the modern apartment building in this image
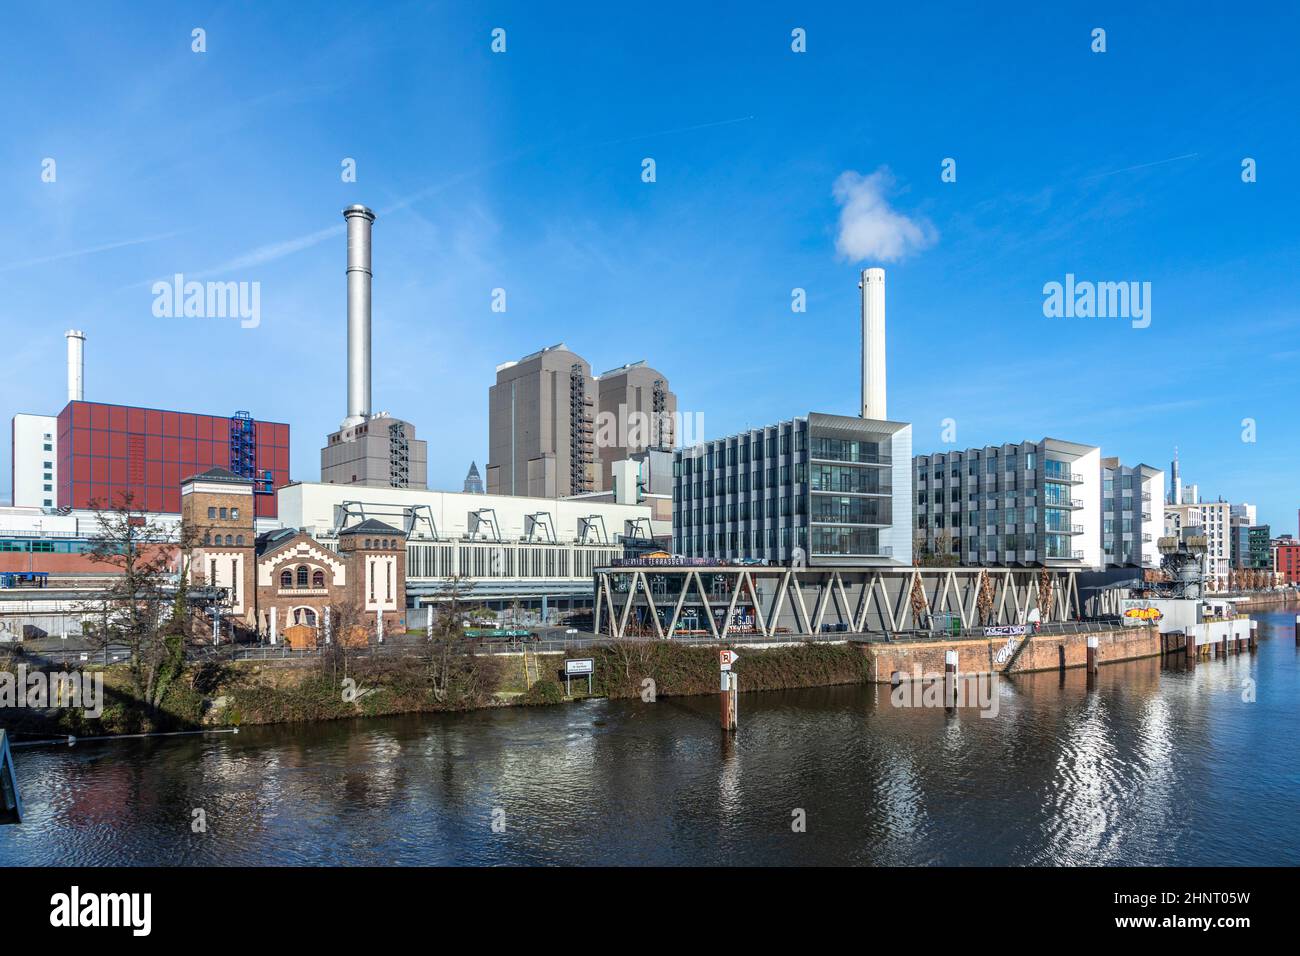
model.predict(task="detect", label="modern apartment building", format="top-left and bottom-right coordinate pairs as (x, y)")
top-left (1100, 458), bottom-right (1164, 568)
top-left (672, 412), bottom-right (913, 566)
top-left (1164, 500), bottom-right (1234, 592)
top-left (912, 439), bottom-right (1102, 568)
top-left (487, 345), bottom-right (677, 499)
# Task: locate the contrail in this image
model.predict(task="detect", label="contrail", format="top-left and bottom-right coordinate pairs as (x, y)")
top-left (1080, 152), bottom-right (1199, 181)
top-left (1, 233), bottom-right (178, 273)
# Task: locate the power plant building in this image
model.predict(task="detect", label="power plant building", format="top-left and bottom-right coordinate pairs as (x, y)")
top-left (487, 346), bottom-right (677, 498)
top-left (320, 205), bottom-right (428, 489)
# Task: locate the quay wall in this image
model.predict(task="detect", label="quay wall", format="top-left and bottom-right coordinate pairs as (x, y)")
top-left (862, 625), bottom-right (1161, 681)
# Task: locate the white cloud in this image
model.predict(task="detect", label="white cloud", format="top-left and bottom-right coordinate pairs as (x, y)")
top-left (832, 167), bottom-right (937, 262)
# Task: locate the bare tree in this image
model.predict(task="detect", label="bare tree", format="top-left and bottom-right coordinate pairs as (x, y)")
top-left (976, 569), bottom-right (995, 627)
top-left (1037, 566), bottom-right (1054, 622)
top-left (82, 493), bottom-right (196, 717)
top-left (318, 599), bottom-right (370, 686)
top-left (908, 573), bottom-right (929, 630)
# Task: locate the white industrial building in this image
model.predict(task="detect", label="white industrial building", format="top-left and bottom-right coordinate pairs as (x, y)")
top-left (9, 414), bottom-right (57, 508)
top-left (276, 481), bottom-right (655, 617)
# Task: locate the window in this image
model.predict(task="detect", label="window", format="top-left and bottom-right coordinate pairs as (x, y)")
top-left (231, 508), bottom-right (239, 520)
top-left (235, 535), bottom-right (244, 546)
top-left (297, 565), bottom-right (309, 588)
top-left (280, 569), bottom-right (292, 588)
top-left (220, 507), bottom-right (228, 519)
top-left (312, 569), bottom-right (325, 588)
top-left (208, 507), bottom-right (216, 519)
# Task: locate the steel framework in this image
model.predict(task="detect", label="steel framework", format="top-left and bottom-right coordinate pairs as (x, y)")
top-left (593, 564), bottom-right (1081, 639)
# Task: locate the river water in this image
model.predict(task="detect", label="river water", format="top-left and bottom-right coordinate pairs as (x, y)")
top-left (4, 606), bottom-right (1298, 866)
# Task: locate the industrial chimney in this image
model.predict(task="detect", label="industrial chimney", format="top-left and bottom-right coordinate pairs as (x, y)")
top-left (342, 205), bottom-right (375, 428)
top-left (859, 268), bottom-right (886, 420)
top-left (65, 329), bottom-right (85, 403)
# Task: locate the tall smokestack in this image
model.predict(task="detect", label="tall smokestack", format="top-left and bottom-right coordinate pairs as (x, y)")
top-left (859, 267), bottom-right (886, 420)
top-left (342, 204), bottom-right (375, 428)
top-left (65, 329), bottom-right (85, 403)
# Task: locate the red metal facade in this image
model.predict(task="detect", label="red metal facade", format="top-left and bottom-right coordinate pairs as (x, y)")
top-left (56, 401), bottom-right (290, 517)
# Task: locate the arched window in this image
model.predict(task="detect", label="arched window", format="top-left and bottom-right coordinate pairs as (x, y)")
top-left (312, 569), bottom-right (325, 588)
top-left (203, 532), bottom-right (210, 545)
top-left (236, 535), bottom-right (244, 546)
top-left (365, 538), bottom-right (372, 549)
top-left (280, 569), bottom-right (292, 588)
top-left (224, 534), bottom-right (233, 546)
top-left (296, 565), bottom-right (309, 588)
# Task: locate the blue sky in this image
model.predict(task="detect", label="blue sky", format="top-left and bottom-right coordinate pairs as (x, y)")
top-left (2, 2), bottom-right (1296, 531)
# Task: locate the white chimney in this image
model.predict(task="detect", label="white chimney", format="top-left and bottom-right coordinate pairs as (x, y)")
top-left (65, 329), bottom-right (85, 403)
top-left (859, 268), bottom-right (886, 420)
top-left (342, 204), bottom-right (375, 428)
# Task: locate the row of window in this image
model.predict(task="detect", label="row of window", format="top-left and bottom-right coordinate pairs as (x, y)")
top-left (917, 451), bottom-right (1038, 478)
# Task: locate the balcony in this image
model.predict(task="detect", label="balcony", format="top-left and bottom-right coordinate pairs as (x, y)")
top-left (1045, 523), bottom-right (1086, 535)
top-left (1044, 550), bottom-right (1085, 562)
top-left (1045, 470), bottom-right (1084, 485)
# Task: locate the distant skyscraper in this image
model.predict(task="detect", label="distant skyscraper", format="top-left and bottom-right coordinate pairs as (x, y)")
top-left (463, 461), bottom-right (484, 494)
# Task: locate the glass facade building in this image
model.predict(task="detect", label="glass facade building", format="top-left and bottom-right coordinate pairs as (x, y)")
top-left (672, 412), bottom-right (912, 566)
top-left (913, 438), bottom-right (1103, 567)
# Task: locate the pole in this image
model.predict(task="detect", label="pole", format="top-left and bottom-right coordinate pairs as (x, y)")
top-left (1294, 614), bottom-right (1299, 647)
top-left (426, 605), bottom-right (433, 640)
top-left (1250, 619), bottom-right (1257, 653)
top-left (1086, 635), bottom-right (1098, 675)
top-left (944, 649), bottom-right (958, 709)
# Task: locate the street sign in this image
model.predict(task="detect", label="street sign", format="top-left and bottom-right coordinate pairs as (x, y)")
top-left (719, 649), bottom-right (739, 671)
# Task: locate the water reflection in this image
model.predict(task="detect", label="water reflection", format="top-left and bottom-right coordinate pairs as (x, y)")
top-left (3, 607), bottom-right (1299, 866)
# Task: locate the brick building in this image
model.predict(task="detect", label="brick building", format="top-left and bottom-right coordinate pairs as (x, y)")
top-left (181, 468), bottom-right (406, 643)
top-left (1275, 541), bottom-right (1300, 586)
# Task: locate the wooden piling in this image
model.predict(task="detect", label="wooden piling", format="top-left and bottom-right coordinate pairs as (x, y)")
top-left (1086, 635), bottom-right (1099, 675)
top-left (719, 671), bottom-right (738, 732)
top-left (1294, 614), bottom-right (1299, 647)
top-left (1250, 620), bottom-right (1258, 653)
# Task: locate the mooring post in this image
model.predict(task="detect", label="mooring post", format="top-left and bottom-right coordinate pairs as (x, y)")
top-left (1058, 644), bottom-right (1066, 674)
top-left (1294, 614), bottom-right (1299, 647)
top-left (1086, 635), bottom-right (1099, 675)
top-left (1185, 630), bottom-right (1196, 664)
top-left (1249, 620), bottom-right (1258, 653)
top-left (944, 650), bottom-right (958, 709)
top-left (719, 649), bottom-right (738, 732)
